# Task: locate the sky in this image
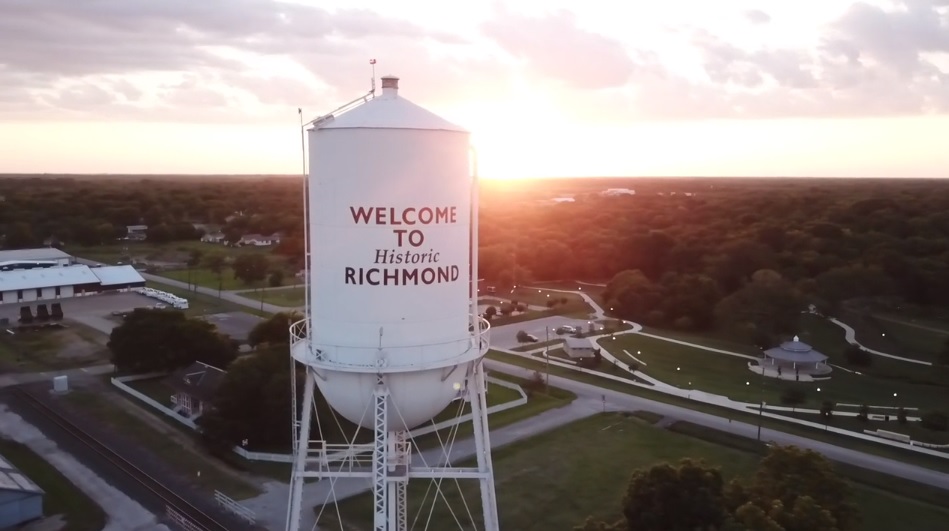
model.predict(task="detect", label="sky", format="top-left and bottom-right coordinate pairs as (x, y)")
top-left (1, 0), bottom-right (948, 179)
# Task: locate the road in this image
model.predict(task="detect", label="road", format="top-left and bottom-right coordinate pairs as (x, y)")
top-left (484, 359), bottom-right (949, 491)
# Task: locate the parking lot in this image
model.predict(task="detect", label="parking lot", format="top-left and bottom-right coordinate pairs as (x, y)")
top-left (490, 316), bottom-right (601, 349)
top-left (0, 292), bottom-right (156, 335)
top-left (200, 312), bottom-right (264, 343)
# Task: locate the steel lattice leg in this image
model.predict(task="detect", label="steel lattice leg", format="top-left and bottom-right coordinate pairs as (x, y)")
top-left (469, 360), bottom-right (500, 530)
top-left (286, 369), bottom-right (316, 531)
top-left (373, 375), bottom-right (389, 531)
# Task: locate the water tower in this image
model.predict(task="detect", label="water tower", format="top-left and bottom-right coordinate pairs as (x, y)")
top-left (286, 74), bottom-right (499, 531)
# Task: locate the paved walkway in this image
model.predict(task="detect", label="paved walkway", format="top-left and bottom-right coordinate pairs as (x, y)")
top-left (826, 316), bottom-right (932, 366)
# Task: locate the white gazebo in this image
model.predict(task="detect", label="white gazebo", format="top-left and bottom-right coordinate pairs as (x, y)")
top-left (762, 336), bottom-right (831, 375)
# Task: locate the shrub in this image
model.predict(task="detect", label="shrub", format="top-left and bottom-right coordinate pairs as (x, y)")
top-left (856, 404), bottom-right (870, 423)
top-left (897, 407), bottom-right (908, 425)
top-left (515, 330), bottom-right (530, 343)
top-left (920, 411), bottom-right (948, 432)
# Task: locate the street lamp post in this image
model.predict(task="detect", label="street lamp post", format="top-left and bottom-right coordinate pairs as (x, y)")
top-left (757, 360), bottom-right (766, 441)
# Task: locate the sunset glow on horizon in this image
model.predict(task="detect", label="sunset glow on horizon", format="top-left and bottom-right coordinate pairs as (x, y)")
top-left (1, 0), bottom-right (948, 179)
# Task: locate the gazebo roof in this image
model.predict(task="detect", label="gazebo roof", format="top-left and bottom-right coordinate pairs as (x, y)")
top-left (763, 336), bottom-right (828, 364)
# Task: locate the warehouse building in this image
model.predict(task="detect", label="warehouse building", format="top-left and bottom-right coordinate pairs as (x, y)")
top-left (0, 248), bottom-right (74, 268)
top-left (0, 452), bottom-right (44, 528)
top-left (0, 265), bottom-right (146, 305)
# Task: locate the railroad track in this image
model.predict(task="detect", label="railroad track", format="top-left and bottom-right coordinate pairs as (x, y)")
top-left (13, 387), bottom-right (232, 531)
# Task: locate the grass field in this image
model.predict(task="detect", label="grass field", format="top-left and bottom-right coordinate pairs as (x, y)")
top-left (598, 331), bottom-right (948, 411)
top-left (150, 282), bottom-right (270, 317)
top-left (318, 413), bottom-right (949, 531)
top-left (0, 326), bottom-right (108, 372)
top-left (63, 389), bottom-right (262, 500)
top-left (485, 350), bottom-right (949, 474)
top-left (71, 241), bottom-right (270, 265)
top-left (0, 438), bottom-right (107, 531)
top-left (233, 286), bottom-right (306, 307)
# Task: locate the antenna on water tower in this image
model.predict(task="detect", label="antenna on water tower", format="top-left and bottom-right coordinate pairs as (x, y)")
top-left (370, 58), bottom-right (377, 97)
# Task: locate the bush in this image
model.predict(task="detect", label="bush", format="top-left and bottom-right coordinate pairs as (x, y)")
top-left (780, 388), bottom-right (806, 406)
top-left (920, 411), bottom-right (948, 431)
top-left (897, 407), bottom-right (908, 425)
top-left (856, 404), bottom-right (870, 423)
top-left (515, 330), bottom-right (530, 343)
top-left (845, 345), bottom-right (873, 367)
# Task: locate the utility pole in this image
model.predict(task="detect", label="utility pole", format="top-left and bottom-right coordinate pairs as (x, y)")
top-left (544, 325), bottom-right (550, 391)
top-left (757, 360), bottom-right (766, 441)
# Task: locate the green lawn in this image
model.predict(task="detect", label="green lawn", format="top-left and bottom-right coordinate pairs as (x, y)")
top-left (125, 377), bottom-right (175, 407)
top-left (485, 350), bottom-right (949, 474)
top-left (527, 280), bottom-right (608, 305)
top-left (0, 326), bottom-right (107, 372)
top-left (612, 331), bottom-right (948, 411)
top-left (317, 413), bottom-right (949, 531)
top-left (831, 308), bottom-right (941, 363)
top-left (509, 287), bottom-right (587, 308)
top-left (783, 413), bottom-right (949, 446)
top-left (233, 286), bottom-right (306, 308)
top-left (0, 438), bottom-right (107, 531)
top-left (149, 282), bottom-right (270, 318)
top-left (62, 390), bottom-right (262, 500)
top-left (70, 241), bottom-right (270, 265)
top-left (866, 314), bottom-right (948, 361)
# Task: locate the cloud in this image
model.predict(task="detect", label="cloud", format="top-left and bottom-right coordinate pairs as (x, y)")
top-left (481, 9), bottom-right (634, 89)
top-left (745, 9), bottom-right (772, 25)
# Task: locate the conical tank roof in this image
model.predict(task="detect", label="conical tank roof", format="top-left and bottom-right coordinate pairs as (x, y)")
top-left (319, 75), bottom-right (466, 132)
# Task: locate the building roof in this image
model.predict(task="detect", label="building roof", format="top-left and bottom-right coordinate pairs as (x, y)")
top-left (91, 265), bottom-right (145, 286)
top-left (564, 337), bottom-right (595, 350)
top-left (0, 453), bottom-right (43, 495)
top-left (0, 247), bottom-right (71, 262)
top-left (0, 265), bottom-right (100, 292)
top-left (764, 336), bottom-right (828, 364)
top-left (318, 77), bottom-right (466, 132)
top-left (165, 361), bottom-right (227, 403)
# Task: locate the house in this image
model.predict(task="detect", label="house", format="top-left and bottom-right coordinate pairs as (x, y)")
top-left (563, 337), bottom-right (598, 359)
top-left (201, 231), bottom-right (226, 244)
top-left (166, 361), bottom-right (227, 419)
top-left (238, 233), bottom-right (281, 246)
top-left (126, 225), bottom-right (148, 241)
top-left (0, 452), bottom-right (44, 528)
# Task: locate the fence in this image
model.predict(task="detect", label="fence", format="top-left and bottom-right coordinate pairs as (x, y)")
top-left (214, 490), bottom-right (255, 524)
top-left (114, 373), bottom-right (527, 463)
top-left (165, 506), bottom-right (204, 531)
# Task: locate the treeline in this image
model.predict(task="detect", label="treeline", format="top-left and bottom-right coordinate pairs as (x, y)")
top-left (4, 176), bottom-right (949, 336)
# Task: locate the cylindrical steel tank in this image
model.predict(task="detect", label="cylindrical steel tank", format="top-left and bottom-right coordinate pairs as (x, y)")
top-left (291, 76), bottom-right (487, 429)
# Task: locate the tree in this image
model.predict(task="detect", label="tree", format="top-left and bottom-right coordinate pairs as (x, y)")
top-left (268, 269), bottom-right (284, 287)
top-left (728, 446), bottom-right (859, 531)
top-left (248, 312), bottom-right (302, 347)
top-left (483, 305), bottom-right (497, 320)
top-left (203, 252), bottom-right (227, 297)
top-left (233, 254), bottom-right (269, 286)
top-left (108, 308), bottom-right (236, 373)
top-left (603, 269), bottom-right (661, 323)
top-left (714, 271), bottom-right (804, 343)
top-left (856, 404), bottom-right (870, 422)
top-left (197, 346), bottom-right (299, 453)
top-left (897, 407), bottom-right (908, 425)
top-left (618, 459), bottom-right (727, 531)
top-left (820, 401), bottom-right (835, 420)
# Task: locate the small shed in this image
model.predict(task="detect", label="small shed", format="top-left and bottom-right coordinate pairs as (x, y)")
top-left (763, 336), bottom-right (831, 375)
top-left (563, 337), bottom-right (597, 359)
top-left (90, 265), bottom-right (146, 291)
top-left (0, 452), bottom-right (44, 528)
top-left (165, 361), bottom-right (227, 419)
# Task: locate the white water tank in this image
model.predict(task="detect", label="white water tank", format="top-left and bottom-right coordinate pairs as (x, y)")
top-left (291, 75), bottom-right (487, 430)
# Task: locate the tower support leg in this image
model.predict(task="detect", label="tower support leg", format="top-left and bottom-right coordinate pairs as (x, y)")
top-left (373, 375), bottom-right (390, 531)
top-left (469, 360), bottom-right (500, 530)
top-left (286, 369), bottom-right (316, 531)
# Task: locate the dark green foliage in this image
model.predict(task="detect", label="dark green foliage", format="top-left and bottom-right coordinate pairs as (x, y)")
top-left (247, 311), bottom-right (302, 347)
top-left (107, 308), bottom-right (236, 373)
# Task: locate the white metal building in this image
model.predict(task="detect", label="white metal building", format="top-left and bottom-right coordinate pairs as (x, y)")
top-left (0, 265), bottom-right (146, 305)
top-left (0, 453), bottom-right (44, 529)
top-left (563, 336), bottom-right (597, 359)
top-left (0, 248), bottom-right (73, 267)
